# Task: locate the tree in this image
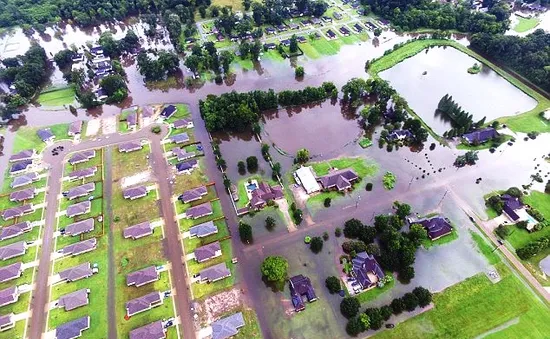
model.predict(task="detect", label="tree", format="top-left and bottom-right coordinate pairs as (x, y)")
top-left (260, 256), bottom-right (288, 282)
top-left (289, 34), bottom-right (298, 53)
top-left (310, 236), bottom-right (323, 254)
top-left (496, 224), bottom-right (510, 239)
top-left (54, 50), bottom-right (74, 69)
top-left (380, 305), bottom-right (393, 321)
top-left (237, 161), bottom-right (246, 174)
top-left (324, 197), bottom-right (331, 207)
top-left (412, 286), bottom-right (432, 307)
top-left (265, 216), bottom-right (276, 230)
top-left (239, 222), bottom-right (253, 243)
top-left (408, 223), bottom-right (428, 247)
top-left (390, 298), bottom-right (405, 314)
top-left (374, 28), bottom-right (382, 37)
top-left (506, 187), bottom-right (522, 198)
top-left (335, 227), bottom-right (342, 237)
top-left (100, 74), bottom-right (128, 103)
top-left (346, 317), bottom-right (363, 336)
top-left (402, 292), bottom-right (419, 311)
top-left (295, 148), bottom-right (309, 164)
top-left (394, 201), bottom-right (412, 219)
top-left (219, 50), bottom-right (234, 74)
top-left (340, 297), bottom-right (360, 318)
top-left (398, 265), bottom-right (415, 283)
top-left (325, 276), bottom-right (341, 294)
top-left (295, 66), bottom-right (305, 77)
top-left (365, 308), bottom-right (383, 330)
top-left (359, 313), bottom-right (371, 331)
top-left (243, 0), bottom-right (252, 10)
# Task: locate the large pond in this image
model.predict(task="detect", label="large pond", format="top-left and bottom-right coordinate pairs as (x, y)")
top-left (379, 46), bottom-right (538, 135)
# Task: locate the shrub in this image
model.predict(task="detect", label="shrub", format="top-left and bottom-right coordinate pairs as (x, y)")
top-left (304, 236), bottom-right (311, 244)
top-left (382, 172), bottom-right (397, 190)
top-left (390, 298), bottom-right (405, 314)
top-left (265, 216), bottom-right (276, 231)
top-left (403, 292), bottom-right (419, 311)
top-left (342, 240), bottom-right (367, 254)
top-left (340, 297), bottom-right (360, 318)
top-left (323, 231), bottom-right (329, 241)
top-left (412, 286), bottom-right (432, 307)
top-left (380, 305), bottom-right (393, 321)
top-left (398, 266), bottom-right (415, 283)
top-left (151, 126), bottom-right (161, 134)
top-left (325, 276), bottom-right (341, 294)
top-left (239, 222), bottom-right (253, 243)
top-left (295, 66), bottom-right (305, 77)
top-left (310, 236), bottom-right (323, 253)
top-left (324, 197), bottom-right (331, 207)
top-left (246, 156), bottom-right (258, 172)
top-left (365, 308), bottom-right (383, 330)
top-left (366, 182), bottom-right (373, 191)
top-left (335, 227), bottom-right (342, 237)
top-left (346, 317), bottom-right (363, 336)
top-left (237, 161), bottom-right (246, 173)
top-left (293, 208), bottom-right (303, 224)
top-left (495, 224), bottom-right (510, 239)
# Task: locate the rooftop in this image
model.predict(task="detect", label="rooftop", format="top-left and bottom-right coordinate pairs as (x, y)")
top-left (211, 312), bottom-right (245, 339)
top-left (189, 221), bottom-right (218, 238)
top-left (127, 266), bottom-right (159, 287)
top-left (123, 186), bottom-right (148, 199)
top-left (58, 262), bottom-right (93, 282)
top-left (55, 316), bottom-right (90, 339)
top-left (129, 320), bottom-right (166, 339)
top-left (119, 141), bottom-right (143, 153)
top-left (65, 218), bottom-right (95, 236)
top-left (58, 289), bottom-right (90, 311)
top-left (66, 201), bottom-right (91, 218)
top-left (9, 187), bottom-right (36, 202)
top-left (178, 186), bottom-right (207, 204)
top-left (65, 182), bottom-right (95, 200)
top-left (352, 252), bottom-right (385, 289)
top-left (194, 241), bottom-right (222, 262)
top-left (126, 291), bottom-right (162, 316)
top-left (317, 168), bottom-right (359, 191)
top-left (0, 241), bottom-right (26, 260)
top-left (200, 262), bottom-right (231, 282)
top-left (60, 238), bottom-right (97, 256)
top-left (123, 221), bottom-right (153, 239)
top-left (0, 221), bottom-right (31, 240)
top-left (185, 202), bottom-right (213, 219)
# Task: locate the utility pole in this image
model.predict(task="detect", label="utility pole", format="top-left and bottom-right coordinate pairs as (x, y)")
top-left (438, 189), bottom-right (449, 207)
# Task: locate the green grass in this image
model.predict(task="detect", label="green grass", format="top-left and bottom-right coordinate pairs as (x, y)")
top-left (422, 229), bottom-right (459, 249)
top-left (37, 86), bottom-right (76, 106)
top-left (12, 123), bottom-right (70, 153)
top-left (359, 137), bottom-right (373, 148)
top-left (190, 239), bottom-right (235, 299)
top-left (374, 262), bottom-right (550, 339)
top-left (310, 157), bottom-right (378, 178)
top-left (356, 274), bottom-right (395, 304)
top-left (469, 230), bottom-right (500, 265)
top-left (506, 191), bottom-right (550, 250)
top-left (456, 134), bottom-right (513, 151)
top-left (165, 104), bottom-right (191, 124)
top-left (514, 16), bottom-right (540, 33)
top-left (183, 219), bottom-right (229, 252)
top-left (111, 144), bottom-right (151, 180)
top-left (177, 200), bottom-right (224, 231)
top-left (172, 158), bottom-right (210, 193)
top-left (382, 171), bottom-right (396, 190)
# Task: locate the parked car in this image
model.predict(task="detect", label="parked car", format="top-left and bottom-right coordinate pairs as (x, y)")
top-left (385, 324), bottom-right (395, 329)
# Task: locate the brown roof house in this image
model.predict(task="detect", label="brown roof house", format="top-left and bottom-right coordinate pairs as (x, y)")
top-left (178, 186), bottom-right (207, 204)
top-left (55, 316), bottom-right (90, 339)
top-left (317, 168), bottom-right (359, 191)
top-left (9, 187), bottom-right (36, 202)
top-left (0, 262), bottom-right (23, 283)
top-left (0, 221), bottom-right (32, 240)
top-left (58, 262), bottom-right (94, 282)
top-left (66, 201), bottom-right (91, 218)
top-left (0, 286), bottom-right (20, 307)
top-left (2, 204), bottom-right (34, 221)
top-left (198, 262), bottom-right (231, 283)
top-left (129, 320), bottom-right (166, 339)
top-left (57, 289), bottom-right (90, 311)
top-left (59, 238), bottom-right (97, 257)
top-left (123, 186), bottom-right (148, 200)
top-left (127, 266), bottom-right (159, 287)
top-left (0, 241), bottom-right (27, 260)
top-left (126, 291), bottom-right (163, 317)
top-left (68, 150), bottom-right (96, 165)
top-left (194, 241), bottom-right (222, 263)
top-left (64, 182), bottom-right (95, 200)
top-left (185, 202), bottom-right (213, 219)
top-left (249, 182), bottom-right (283, 209)
top-left (123, 221), bottom-right (153, 240)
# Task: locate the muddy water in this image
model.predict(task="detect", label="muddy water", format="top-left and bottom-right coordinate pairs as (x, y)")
top-left (379, 47), bottom-right (538, 135)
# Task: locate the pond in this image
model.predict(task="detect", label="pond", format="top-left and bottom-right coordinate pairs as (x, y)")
top-left (379, 46), bottom-right (538, 135)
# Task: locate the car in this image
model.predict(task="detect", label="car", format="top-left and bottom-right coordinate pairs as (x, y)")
top-left (385, 323), bottom-right (395, 329)
top-left (59, 228), bottom-right (66, 235)
top-left (164, 290), bottom-right (171, 297)
top-left (88, 196), bottom-right (94, 201)
top-left (192, 273), bottom-right (199, 278)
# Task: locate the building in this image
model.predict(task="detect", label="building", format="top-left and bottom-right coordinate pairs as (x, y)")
top-left (501, 194), bottom-right (538, 231)
top-left (126, 291), bottom-right (163, 317)
top-left (333, 12), bottom-right (342, 19)
top-left (249, 182), bottom-right (284, 209)
top-left (127, 266), bottom-right (159, 287)
top-left (289, 275), bottom-right (317, 312)
top-left (58, 289), bottom-right (90, 311)
top-left (65, 182), bottom-right (95, 200)
top-left (119, 141), bottom-right (143, 153)
top-left (2, 204), bottom-right (34, 221)
top-left (288, 23), bottom-right (300, 30)
top-left (353, 23), bottom-right (363, 32)
top-left (64, 218), bottom-right (95, 237)
top-left (417, 216), bottom-right (453, 240)
top-left (160, 105), bottom-right (177, 119)
top-left (123, 221), bottom-right (154, 240)
top-left (0, 262), bottom-right (23, 283)
top-left (173, 119), bottom-right (193, 129)
top-left (9, 149), bottom-right (36, 163)
top-left (176, 159), bottom-right (199, 175)
top-left (59, 238), bottom-right (97, 257)
top-left (69, 150), bottom-right (96, 165)
top-left (55, 316), bottom-right (90, 339)
top-left (123, 186), bottom-right (148, 200)
top-left (211, 312), bottom-right (245, 339)
top-left (141, 105), bottom-right (155, 126)
top-left (37, 128), bottom-right (55, 143)
top-left (185, 202), bottom-right (213, 219)
top-left (0, 314), bottom-right (15, 332)
top-left (58, 262), bottom-right (94, 282)
top-left (198, 262), bottom-right (231, 283)
top-left (0, 286), bottom-right (19, 307)
top-left (462, 127), bottom-right (499, 144)
top-left (127, 112), bottom-right (137, 129)
top-left (295, 167), bottom-right (321, 194)
top-left (317, 169), bottom-right (359, 191)
top-left (172, 147), bottom-right (195, 161)
top-left (194, 241), bottom-right (222, 262)
top-left (339, 26), bottom-right (351, 36)
top-left (170, 133), bottom-right (190, 144)
top-left (189, 221), bottom-right (218, 238)
top-left (265, 27), bottom-right (276, 34)
top-left (9, 187), bottom-right (36, 202)
top-left (129, 320), bottom-right (167, 339)
top-left (352, 252), bottom-right (385, 290)
top-left (11, 172), bottom-right (39, 188)
top-left (264, 43), bottom-right (276, 50)
top-left (10, 160), bottom-right (32, 175)
top-left (178, 186), bottom-right (208, 204)
top-left (68, 167), bottom-right (97, 181)
top-left (66, 201), bottom-right (91, 218)
top-left (0, 241), bottom-right (27, 260)
top-left (387, 130), bottom-right (413, 142)
top-left (68, 121), bottom-right (83, 137)
top-left (0, 222), bottom-right (32, 241)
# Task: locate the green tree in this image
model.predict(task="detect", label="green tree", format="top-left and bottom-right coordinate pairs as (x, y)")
top-left (346, 317), bottom-right (363, 336)
top-left (265, 216), bottom-right (276, 230)
top-left (295, 66), bottom-right (304, 77)
top-left (260, 256), bottom-right (288, 282)
top-left (325, 276), bottom-right (341, 294)
top-left (295, 148), bottom-right (309, 164)
top-left (359, 313), bottom-right (371, 331)
top-left (53, 49), bottom-right (75, 69)
top-left (237, 161), bottom-right (246, 174)
top-left (239, 222), bottom-right (253, 243)
top-left (365, 308), bottom-right (383, 330)
top-left (403, 292), bottom-right (419, 311)
top-left (390, 297), bottom-right (405, 314)
top-left (340, 297), bottom-right (360, 318)
top-left (408, 223), bottom-right (428, 247)
top-left (219, 50), bottom-right (234, 74)
top-left (310, 236), bottom-right (323, 253)
top-left (412, 286), bottom-right (432, 307)
top-left (246, 156), bottom-right (258, 172)
top-left (394, 201), bottom-right (412, 219)
top-left (289, 34), bottom-right (298, 53)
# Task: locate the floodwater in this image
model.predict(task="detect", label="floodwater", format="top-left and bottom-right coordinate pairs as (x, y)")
top-left (379, 47), bottom-right (538, 135)
top-left (540, 255), bottom-right (550, 275)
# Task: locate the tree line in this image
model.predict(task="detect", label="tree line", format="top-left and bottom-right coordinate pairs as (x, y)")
top-left (437, 94), bottom-right (486, 138)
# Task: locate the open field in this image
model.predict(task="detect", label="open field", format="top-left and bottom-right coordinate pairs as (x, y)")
top-left (13, 123), bottom-right (70, 153)
top-left (513, 16), bottom-right (540, 33)
top-left (37, 86), bottom-right (76, 107)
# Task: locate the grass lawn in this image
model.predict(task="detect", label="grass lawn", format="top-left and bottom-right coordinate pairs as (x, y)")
top-left (514, 16), bottom-right (540, 33)
top-left (310, 157), bottom-right (378, 178)
top-left (374, 262), bottom-right (550, 339)
top-left (165, 104), bottom-right (191, 125)
top-left (37, 86), bottom-right (76, 106)
top-left (469, 230), bottom-right (500, 265)
top-left (422, 229), bottom-right (459, 249)
top-left (112, 185), bottom-right (159, 226)
top-left (191, 258), bottom-right (235, 300)
top-left (111, 144), bottom-right (151, 180)
top-left (456, 134), bottom-right (513, 151)
top-left (235, 175), bottom-right (278, 209)
top-left (172, 159), bottom-right (210, 193)
top-left (356, 274), bottom-right (395, 304)
top-left (210, 0), bottom-right (243, 11)
top-left (12, 123), bottom-right (70, 153)
top-left (178, 200), bottom-right (224, 231)
top-left (506, 191), bottom-right (550, 250)
top-left (359, 137), bottom-right (373, 148)
top-left (183, 219), bottom-right (229, 252)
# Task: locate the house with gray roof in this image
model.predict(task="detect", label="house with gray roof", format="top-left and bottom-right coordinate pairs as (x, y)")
top-left (160, 104), bottom-right (177, 119)
top-left (127, 112), bottom-right (137, 129)
top-left (9, 149), bottom-right (36, 163)
top-left (127, 266), bottom-right (159, 287)
top-left (64, 218), bottom-right (95, 237)
top-left (126, 291), bottom-right (163, 317)
top-left (58, 289), bottom-right (90, 311)
top-left (68, 167), bottom-right (97, 181)
top-left (0, 313), bottom-right (14, 332)
top-left (185, 202), bottom-right (213, 219)
top-left (129, 320), bottom-right (166, 339)
top-left (119, 141), bottom-right (143, 153)
top-left (9, 187), bottom-right (36, 202)
top-left (123, 186), bottom-right (148, 200)
top-left (194, 241), bottom-right (222, 263)
top-left (178, 186), bottom-right (207, 204)
top-left (68, 121), bottom-right (83, 137)
top-left (37, 128), bottom-right (55, 143)
top-left (211, 312), bottom-right (245, 339)
top-left (172, 147), bottom-right (195, 161)
top-left (0, 286), bottom-right (20, 307)
top-left (11, 172), bottom-right (39, 188)
top-left (2, 204), bottom-right (34, 221)
top-left (352, 252), bottom-right (385, 290)
top-left (123, 221), bottom-right (153, 240)
top-left (0, 241), bottom-right (27, 260)
top-left (173, 118), bottom-right (193, 129)
top-left (58, 262), bottom-right (93, 282)
top-left (60, 238), bottom-right (97, 257)
top-left (69, 150), bottom-right (96, 165)
top-left (66, 201), bottom-right (91, 218)
top-left (0, 221), bottom-right (32, 240)
top-left (10, 160), bottom-right (33, 175)
top-left (176, 159), bottom-right (199, 174)
top-left (189, 221), bottom-right (218, 238)
top-left (0, 262), bottom-right (23, 283)
top-left (65, 183), bottom-right (95, 200)
top-left (199, 262), bottom-right (231, 283)
top-left (317, 168), bottom-right (359, 191)
top-left (170, 133), bottom-right (190, 144)
top-left (55, 316), bottom-right (90, 339)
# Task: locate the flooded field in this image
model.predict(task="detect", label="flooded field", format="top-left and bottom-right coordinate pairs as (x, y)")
top-left (379, 47), bottom-right (538, 135)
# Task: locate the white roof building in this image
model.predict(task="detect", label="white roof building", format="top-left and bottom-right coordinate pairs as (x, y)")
top-left (295, 166), bottom-right (321, 194)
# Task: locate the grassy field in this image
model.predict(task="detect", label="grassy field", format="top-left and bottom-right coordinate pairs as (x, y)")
top-left (310, 157), bottom-right (378, 178)
top-left (469, 230), bottom-right (500, 265)
top-left (356, 274), bottom-right (395, 304)
top-left (13, 123), bottom-right (70, 153)
top-left (514, 16), bottom-right (540, 33)
top-left (177, 200), bottom-right (224, 231)
top-left (111, 144), bottom-right (151, 180)
top-left (183, 219), bottom-right (229, 252)
top-left (37, 86), bottom-right (76, 106)
top-left (421, 229), bottom-right (459, 249)
top-left (173, 158), bottom-right (210, 193)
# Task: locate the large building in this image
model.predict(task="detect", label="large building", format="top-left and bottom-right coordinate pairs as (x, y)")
top-left (294, 166), bottom-right (321, 194)
top-left (351, 252), bottom-right (385, 290)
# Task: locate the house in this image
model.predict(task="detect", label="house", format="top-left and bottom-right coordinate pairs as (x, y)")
top-left (387, 129), bottom-right (413, 142)
top-left (176, 159), bottom-right (199, 175)
top-left (172, 147), bottom-right (195, 161)
top-left (58, 262), bottom-right (94, 282)
top-left (216, 34), bottom-right (225, 42)
top-left (462, 127), bottom-right (499, 144)
top-left (127, 112), bottom-right (137, 129)
top-left (2, 204), bottom-right (34, 221)
top-left (9, 187), bottom-right (36, 202)
top-left (37, 128), bottom-right (55, 143)
top-left (170, 133), bottom-right (190, 144)
top-left (127, 266), bottom-right (159, 287)
top-left (9, 149), bottom-right (36, 162)
top-left (126, 291), bottom-right (163, 317)
top-left (352, 252), bottom-right (385, 290)
top-left (90, 45), bottom-right (104, 56)
top-left (317, 169), bottom-right (359, 191)
top-left (211, 312), bottom-right (245, 339)
top-left (194, 241), bottom-right (222, 262)
top-left (58, 289), bottom-right (90, 311)
top-left (55, 316), bottom-right (90, 339)
top-left (141, 105), bottom-right (155, 126)
top-left (66, 201), bottom-right (91, 218)
top-left (130, 320), bottom-right (166, 339)
top-left (0, 262), bottom-right (22, 283)
top-left (198, 262), bottom-right (231, 283)
top-left (265, 27), bottom-right (276, 34)
top-left (326, 29), bottom-right (337, 39)
top-left (264, 43), bottom-right (276, 50)
top-left (249, 182), bottom-right (284, 209)
top-left (0, 241), bottom-right (27, 260)
top-left (10, 160), bottom-right (32, 175)
top-left (311, 17), bottom-right (322, 25)
top-left (301, 19), bottom-right (312, 26)
top-left (322, 16), bottom-right (332, 23)
top-left (296, 36), bottom-right (306, 43)
top-left (295, 166), bottom-right (321, 194)
top-left (501, 194), bottom-right (538, 231)
top-left (68, 121), bottom-right (83, 137)
top-left (365, 21), bottom-right (377, 30)
top-left (417, 216), bottom-right (453, 240)
top-left (333, 12), bottom-right (343, 20)
top-left (69, 150), bottom-right (96, 165)
top-left (185, 202), bottom-right (213, 219)
top-left (11, 172), bottom-right (39, 189)
top-left (288, 23), bottom-right (300, 30)
top-left (277, 24), bottom-right (288, 32)
top-left (353, 23), bottom-right (363, 32)
top-left (64, 218), bottom-right (95, 237)
top-left (178, 186), bottom-right (208, 204)
top-left (95, 88), bottom-right (108, 101)
top-left (173, 118), bottom-right (194, 129)
top-left (123, 221), bottom-right (154, 240)
top-left (189, 221), bottom-right (218, 238)
top-left (119, 141), bottom-right (143, 153)
top-left (68, 167), bottom-right (97, 181)
top-left (339, 26), bottom-right (351, 36)
top-left (160, 105), bottom-right (177, 119)
top-left (65, 182), bottom-right (95, 200)
top-left (0, 286), bottom-right (19, 308)
top-left (59, 238), bottom-right (97, 257)
top-left (123, 186), bottom-right (148, 200)
top-left (289, 275), bottom-right (317, 312)
top-left (280, 39), bottom-right (291, 47)
top-left (0, 221), bottom-right (32, 241)
top-left (0, 313), bottom-right (15, 332)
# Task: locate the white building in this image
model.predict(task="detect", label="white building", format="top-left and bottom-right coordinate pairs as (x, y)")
top-left (294, 166), bottom-right (321, 194)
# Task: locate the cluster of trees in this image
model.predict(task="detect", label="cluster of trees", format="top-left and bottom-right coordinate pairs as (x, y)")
top-left (454, 150), bottom-right (479, 167)
top-left (98, 31), bottom-right (140, 58)
top-left (437, 94), bottom-right (486, 138)
top-left (260, 255), bottom-right (288, 283)
top-left (365, 0), bottom-right (510, 34)
top-left (344, 286), bottom-right (432, 336)
top-left (470, 30), bottom-right (550, 92)
top-left (239, 221), bottom-right (253, 243)
top-left (251, 0), bottom-right (328, 26)
top-left (517, 235), bottom-right (550, 260)
top-left (184, 42), bottom-right (235, 78)
top-left (278, 82), bottom-right (337, 106)
top-left (290, 202), bottom-right (303, 224)
top-left (100, 74), bottom-right (128, 104)
top-left (137, 50), bottom-right (179, 82)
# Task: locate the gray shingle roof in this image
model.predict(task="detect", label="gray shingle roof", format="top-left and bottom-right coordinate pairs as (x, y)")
top-left (119, 141), bottom-right (143, 153)
top-left (189, 221), bottom-right (218, 238)
top-left (211, 312), bottom-right (245, 339)
top-left (9, 187), bottom-right (36, 202)
top-left (66, 201), bottom-right (90, 218)
top-left (317, 169), bottom-right (358, 191)
top-left (123, 186), bottom-right (148, 200)
top-left (127, 112), bottom-right (137, 127)
top-left (69, 121), bottom-right (83, 136)
top-left (68, 167), bottom-right (97, 180)
top-left (176, 159), bottom-right (198, 173)
top-left (9, 149), bottom-right (35, 162)
top-left (126, 291), bottom-right (162, 316)
top-left (10, 159), bottom-right (32, 173)
top-left (0, 262), bottom-right (22, 283)
top-left (0, 313), bottom-right (14, 328)
top-left (58, 289), bottom-right (90, 311)
top-left (55, 316), bottom-right (90, 339)
top-left (68, 150), bottom-right (96, 165)
top-left (0, 221), bottom-right (31, 240)
top-left (170, 133), bottom-right (190, 144)
top-left (58, 262), bottom-right (93, 282)
top-left (194, 241), bottom-right (221, 262)
top-left (2, 204), bottom-right (33, 220)
top-left (185, 202), bottom-right (212, 219)
top-left (65, 219), bottom-right (95, 237)
top-left (129, 320), bottom-right (166, 339)
top-left (123, 221), bottom-right (153, 240)
top-left (127, 266), bottom-right (159, 287)
top-left (0, 241), bottom-right (26, 260)
top-left (0, 286), bottom-right (19, 307)
top-left (60, 238), bottom-right (97, 256)
top-left (11, 172), bottom-right (38, 188)
top-left (173, 118), bottom-right (192, 129)
top-left (172, 147), bottom-right (195, 161)
top-left (66, 182), bottom-right (95, 200)
top-left (178, 186), bottom-right (207, 203)
top-left (200, 262), bottom-right (231, 282)
top-left (37, 128), bottom-right (54, 142)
